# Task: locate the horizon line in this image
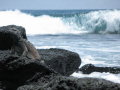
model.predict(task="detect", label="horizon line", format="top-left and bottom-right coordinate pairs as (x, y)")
top-left (0, 8), bottom-right (120, 11)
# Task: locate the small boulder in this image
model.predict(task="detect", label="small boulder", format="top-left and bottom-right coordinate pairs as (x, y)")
top-left (38, 48), bottom-right (81, 76)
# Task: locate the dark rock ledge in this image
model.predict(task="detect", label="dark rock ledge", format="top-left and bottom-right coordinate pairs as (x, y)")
top-left (79, 64), bottom-right (120, 74)
top-left (0, 25), bottom-right (120, 90)
top-left (17, 77), bottom-right (120, 90)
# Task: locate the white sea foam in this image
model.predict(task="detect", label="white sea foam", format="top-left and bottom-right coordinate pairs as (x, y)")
top-left (61, 9), bottom-right (120, 34)
top-left (36, 46), bottom-right (57, 49)
top-left (81, 48), bottom-right (120, 52)
top-left (36, 46), bottom-right (70, 49)
top-left (84, 9), bottom-right (120, 33)
top-left (0, 9), bottom-right (120, 35)
top-left (79, 55), bottom-right (106, 67)
top-left (0, 10), bottom-right (83, 35)
top-left (72, 72), bottom-right (120, 83)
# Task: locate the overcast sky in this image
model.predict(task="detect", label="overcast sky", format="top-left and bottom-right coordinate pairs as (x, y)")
top-left (0, 0), bottom-right (120, 10)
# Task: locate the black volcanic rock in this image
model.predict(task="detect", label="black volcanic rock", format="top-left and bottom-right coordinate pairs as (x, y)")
top-left (79, 64), bottom-right (120, 74)
top-left (0, 48), bottom-right (81, 90)
top-left (0, 48), bottom-right (81, 89)
top-left (17, 77), bottom-right (120, 90)
top-left (0, 25), bottom-right (27, 50)
top-left (0, 25), bottom-right (81, 76)
top-left (0, 50), bottom-right (58, 90)
top-left (38, 48), bottom-right (81, 76)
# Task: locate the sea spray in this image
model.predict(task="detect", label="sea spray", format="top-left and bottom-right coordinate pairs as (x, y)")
top-left (0, 10), bottom-right (72, 35)
top-left (0, 9), bottom-right (120, 35)
top-left (62, 9), bottom-right (120, 34)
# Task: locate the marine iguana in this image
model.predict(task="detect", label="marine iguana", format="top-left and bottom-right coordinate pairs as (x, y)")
top-left (9, 28), bottom-right (44, 64)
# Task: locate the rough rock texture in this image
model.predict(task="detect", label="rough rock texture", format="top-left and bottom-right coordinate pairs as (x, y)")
top-left (0, 25), bottom-right (81, 76)
top-left (17, 77), bottom-right (120, 90)
top-left (0, 25), bottom-right (27, 50)
top-left (79, 64), bottom-right (120, 74)
top-left (38, 48), bottom-right (81, 76)
top-left (0, 48), bottom-right (81, 90)
top-left (0, 50), bottom-right (58, 90)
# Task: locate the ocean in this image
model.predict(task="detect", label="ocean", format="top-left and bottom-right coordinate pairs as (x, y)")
top-left (0, 9), bottom-right (120, 83)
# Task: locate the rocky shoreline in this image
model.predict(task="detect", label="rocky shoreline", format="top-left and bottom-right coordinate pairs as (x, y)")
top-left (0, 25), bottom-right (120, 90)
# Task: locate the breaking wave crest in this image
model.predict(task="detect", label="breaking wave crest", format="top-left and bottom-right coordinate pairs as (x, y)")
top-left (0, 9), bottom-right (120, 35)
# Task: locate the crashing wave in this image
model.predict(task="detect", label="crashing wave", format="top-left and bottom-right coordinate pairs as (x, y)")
top-left (0, 9), bottom-right (120, 35)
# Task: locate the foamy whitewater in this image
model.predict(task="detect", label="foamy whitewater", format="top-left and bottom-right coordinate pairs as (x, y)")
top-left (0, 9), bottom-right (120, 83)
